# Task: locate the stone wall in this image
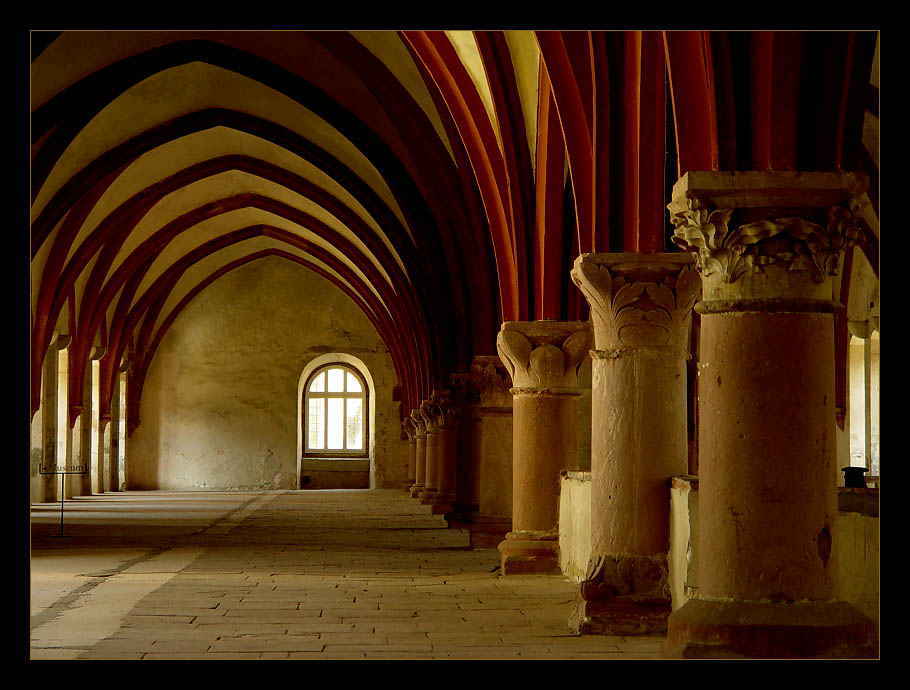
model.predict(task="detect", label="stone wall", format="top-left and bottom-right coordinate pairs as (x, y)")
top-left (128, 256), bottom-right (405, 491)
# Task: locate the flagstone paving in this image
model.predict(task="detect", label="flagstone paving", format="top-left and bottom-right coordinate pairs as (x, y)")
top-left (30, 489), bottom-right (664, 660)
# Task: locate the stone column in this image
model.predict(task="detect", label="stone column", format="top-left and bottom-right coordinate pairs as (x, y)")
top-left (474, 357), bottom-right (515, 526)
top-left (108, 370), bottom-right (121, 492)
top-left (448, 374), bottom-right (482, 521)
top-left (664, 171), bottom-right (877, 658)
top-left (569, 252), bottom-right (700, 634)
top-left (496, 320), bottom-right (592, 574)
top-left (67, 414), bottom-right (83, 497)
top-left (410, 409), bottom-right (427, 498)
top-left (403, 418), bottom-right (417, 492)
top-left (79, 360), bottom-right (94, 496)
top-left (432, 390), bottom-right (458, 515)
top-left (419, 399), bottom-right (440, 505)
top-left (449, 357), bottom-right (514, 548)
top-left (40, 336), bottom-right (65, 503)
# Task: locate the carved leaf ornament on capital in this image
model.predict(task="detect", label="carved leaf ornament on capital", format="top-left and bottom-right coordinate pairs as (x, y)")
top-left (572, 260), bottom-right (700, 350)
top-left (470, 358), bottom-right (512, 397)
top-left (419, 399), bottom-right (440, 428)
top-left (496, 326), bottom-right (591, 390)
top-left (670, 198), bottom-right (864, 285)
top-left (410, 408), bottom-right (426, 434)
top-left (432, 390), bottom-right (458, 426)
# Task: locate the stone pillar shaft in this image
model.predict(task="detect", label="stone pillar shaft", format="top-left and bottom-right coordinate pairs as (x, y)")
top-left (404, 423), bottom-right (417, 492)
top-left (570, 253), bottom-right (699, 635)
top-left (496, 320), bottom-right (592, 574)
top-left (109, 372), bottom-right (121, 492)
top-left (419, 400), bottom-right (439, 504)
top-left (432, 391), bottom-right (458, 514)
top-left (448, 374), bottom-right (482, 516)
top-left (700, 311), bottom-right (837, 600)
top-left (80, 365), bottom-right (94, 495)
top-left (41, 341), bottom-right (59, 503)
top-left (448, 358), bottom-right (514, 548)
top-left (423, 425), bottom-right (438, 491)
top-left (510, 392), bottom-right (577, 531)
top-left (410, 410), bottom-right (427, 498)
top-left (664, 170), bottom-right (877, 659)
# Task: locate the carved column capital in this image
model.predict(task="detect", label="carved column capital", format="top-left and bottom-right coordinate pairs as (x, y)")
top-left (419, 399), bottom-right (439, 431)
top-left (668, 171), bottom-right (866, 308)
top-left (410, 408), bottom-right (426, 435)
top-left (429, 389), bottom-right (457, 427)
top-left (496, 321), bottom-right (592, 393)
top-left (571, 253), bottom-right (700, 355)
top-left (449, 373), bottom-right (481, 404)
top-left (466, 355), bottom-right (513, 408)
top-left (402, 417), bottom-right (416, 442)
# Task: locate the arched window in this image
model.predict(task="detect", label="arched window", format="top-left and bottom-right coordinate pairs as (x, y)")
top-left (304, 364), bottom-right (368, 457)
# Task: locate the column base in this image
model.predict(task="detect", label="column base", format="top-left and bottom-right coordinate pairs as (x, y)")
top-left (664, 599), bottom-right (878, 659)
top-left (409, 483), bottom-right (424, 499)
top-left (426, 492), bottom-right (454, 515)
top-left (446, 514), bottom-right (511, 549)
top-left (570, 552), bottom-right (671, 634)
top-left (418, 488), bottom-right (438, 504)
top-left (570, 596), bottom-right (671, 636)
top-left (498, 530), bottom-right (560, 575)
top-left (446, 502), bottom-right (479, 522)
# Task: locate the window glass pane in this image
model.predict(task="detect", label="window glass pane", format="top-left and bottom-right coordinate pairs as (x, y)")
top-left (346, 371), bottom-right (362, 393)
top-left (308, 398), bottom-right (324, 450)
top-left (309, 372), bottom-right (325, 392)
top-left (327, 398), bottom-right (344, 449)
top-left (327, 368), bottom-right (345, 392)
top-left (346, 397), bottom-right (363, 450)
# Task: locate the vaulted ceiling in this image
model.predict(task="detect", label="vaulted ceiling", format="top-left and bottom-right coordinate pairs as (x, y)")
top-left (30, 30), bottom-right (879, 433)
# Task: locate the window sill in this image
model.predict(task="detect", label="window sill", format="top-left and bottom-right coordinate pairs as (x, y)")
top-left (302, 457), bottom-right (370, 472)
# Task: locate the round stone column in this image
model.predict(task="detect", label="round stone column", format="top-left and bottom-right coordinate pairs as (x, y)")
top-left (404, 419), bottom-right (417, 492)
top-left (496, 320), bottom-right (592, 574)
top-left (449, 358), bottom-right (515, 548)
top-left (447, 373), bottom-right (482, 521)
top-left (432, 390), bottom-right (458, 515)
top-left (664, 171), bottom-right (877, 658)
top-left (410, 409), bottom-right (427, 499)
top-left (419, 400), bottom-right (440, 505)
top-left (569, 252), bottom-right (700, 635)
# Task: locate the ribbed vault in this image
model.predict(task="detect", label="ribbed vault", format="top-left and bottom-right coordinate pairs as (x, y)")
top-left (31, 31), bottom-right (506, 430)
top-left (30, 30), bottom-right (879, 444)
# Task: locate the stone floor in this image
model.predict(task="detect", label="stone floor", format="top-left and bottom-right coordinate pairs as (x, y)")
top-left (30, 489), bottom-right (665, 660)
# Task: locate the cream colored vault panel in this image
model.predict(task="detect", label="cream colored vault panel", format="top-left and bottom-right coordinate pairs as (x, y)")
top-left (33, 62), bottom-right (408, 241)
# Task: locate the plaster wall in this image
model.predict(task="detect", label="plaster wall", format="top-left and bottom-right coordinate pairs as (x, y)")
top-left (669, 477), bottom-right (699, 611)
top-left (837, 502), bottom-right (880, 628)
top-left (128, 256), bottom-right (404, 490)
top-left (558, 471), bottom-right (591, 580)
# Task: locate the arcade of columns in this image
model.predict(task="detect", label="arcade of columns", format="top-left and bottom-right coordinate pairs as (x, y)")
top-left (400, 170), bottom-right (877, 659)
top-left (31, 31), bottom-right (878, 661)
